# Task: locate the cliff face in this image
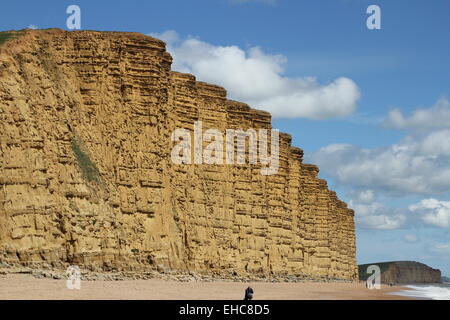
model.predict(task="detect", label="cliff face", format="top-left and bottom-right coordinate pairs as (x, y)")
top-left (0, 29), bottom-right (357, 280)
top-left (359, 261), bottom-right (441, 284)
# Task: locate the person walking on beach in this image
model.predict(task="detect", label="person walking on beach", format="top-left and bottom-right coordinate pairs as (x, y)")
top-left (244, 287), bottom-right (254, 300)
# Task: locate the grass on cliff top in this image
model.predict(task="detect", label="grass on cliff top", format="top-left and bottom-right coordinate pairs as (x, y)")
top-left (71, 138), bottom-right (101, 183)
top-left (0, 30), bottom-right (24, 46)
top-left (358, 262), bottom-right (394, 281)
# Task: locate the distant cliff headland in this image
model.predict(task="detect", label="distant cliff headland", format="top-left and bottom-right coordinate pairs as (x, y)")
top-left (359, 261), bottom-right (441, 284)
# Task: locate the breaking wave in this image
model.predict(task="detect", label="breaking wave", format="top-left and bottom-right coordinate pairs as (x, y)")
top-left (391, 284), bottom-right (450, 300)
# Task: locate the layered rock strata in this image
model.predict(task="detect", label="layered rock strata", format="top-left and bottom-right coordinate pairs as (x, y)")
top-left (0, 29), bottom-right (358, 279)
top-left (359, 261), bottom-right (441, 284)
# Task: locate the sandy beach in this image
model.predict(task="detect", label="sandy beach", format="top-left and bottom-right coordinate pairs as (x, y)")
top-left (0, 274), bottom-right (414, 300)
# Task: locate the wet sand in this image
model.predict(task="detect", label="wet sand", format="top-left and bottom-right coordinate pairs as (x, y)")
top-left (0, 274), bottom-right (414, 300)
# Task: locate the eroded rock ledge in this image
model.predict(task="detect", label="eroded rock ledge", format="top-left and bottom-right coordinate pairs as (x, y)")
top-left (0, 29), bottom-right (358, 280)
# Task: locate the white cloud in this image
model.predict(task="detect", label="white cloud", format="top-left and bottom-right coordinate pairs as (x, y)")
top-left (353, 189), bottom-right (375, 204)
top-left (308, 129), bottom-right (450, 196)
top-left (150, 30), bottom-right (360, 120)
top-left (348, 193), bottom-right (450, 230)
top-left (154, 30), bottom-right (179, 44)
top-left (419, 130), bottom-right (450, 157)
top-left (361, 214), bottom-right (406, 230)
top-left (384, 97), bottom-right (450, 131)
top-left (307, 105), bottom-right (450, 230)
top-left (349, 199), bottom-right (382, 217)
top-left (27, 24), bottom-right (38, 30)
top-left (409, 199), bottom-right (450, 228)
top-left (349, 193), bottom-right (406, 230)
top-left (430, 243), bottom-right (450, 254)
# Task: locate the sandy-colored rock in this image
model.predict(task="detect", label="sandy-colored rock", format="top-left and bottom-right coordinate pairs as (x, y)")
top-left (0, 29), bottom-right (358, 280)
top-left (359, 261), bottom-right (441, 284)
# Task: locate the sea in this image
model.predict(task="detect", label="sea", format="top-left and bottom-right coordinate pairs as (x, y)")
top-left (389, 282), bottom-right (450, 300)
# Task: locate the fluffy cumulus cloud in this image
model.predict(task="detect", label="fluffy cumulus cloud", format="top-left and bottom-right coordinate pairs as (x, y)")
top-left (348, 192), bottom-right (450, 230)
top-left (349, 190), bottom-right (406, 230)
top-left (308, 121), bottom-right (450, 230)
top-left (150, 30), bottom-right (360, 120)
top-left (384, 97), bottom-right (450, 131)
top-left (352, 189), bottom-right (375, 204)
top-left (308, 129), bottom-right (450, 196)
top-left (409, 199), bottom-right (450, 228)
top-left (360, 214), bottom-right (406, 230)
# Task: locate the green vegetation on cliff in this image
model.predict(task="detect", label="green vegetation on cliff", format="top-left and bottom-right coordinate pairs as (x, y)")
top-left (0, 30), bottom-right (23, 46)
top-left (71, 138), bottom-right (101, 183)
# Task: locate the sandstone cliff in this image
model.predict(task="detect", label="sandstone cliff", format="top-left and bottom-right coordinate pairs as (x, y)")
top-left (359, 261), bottom-right (441, 284)
top-left (0, 29), bottom-right (358, 280)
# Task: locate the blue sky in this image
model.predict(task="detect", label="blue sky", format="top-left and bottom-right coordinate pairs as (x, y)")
top-left (2, 0), bottom-right (450, 275)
